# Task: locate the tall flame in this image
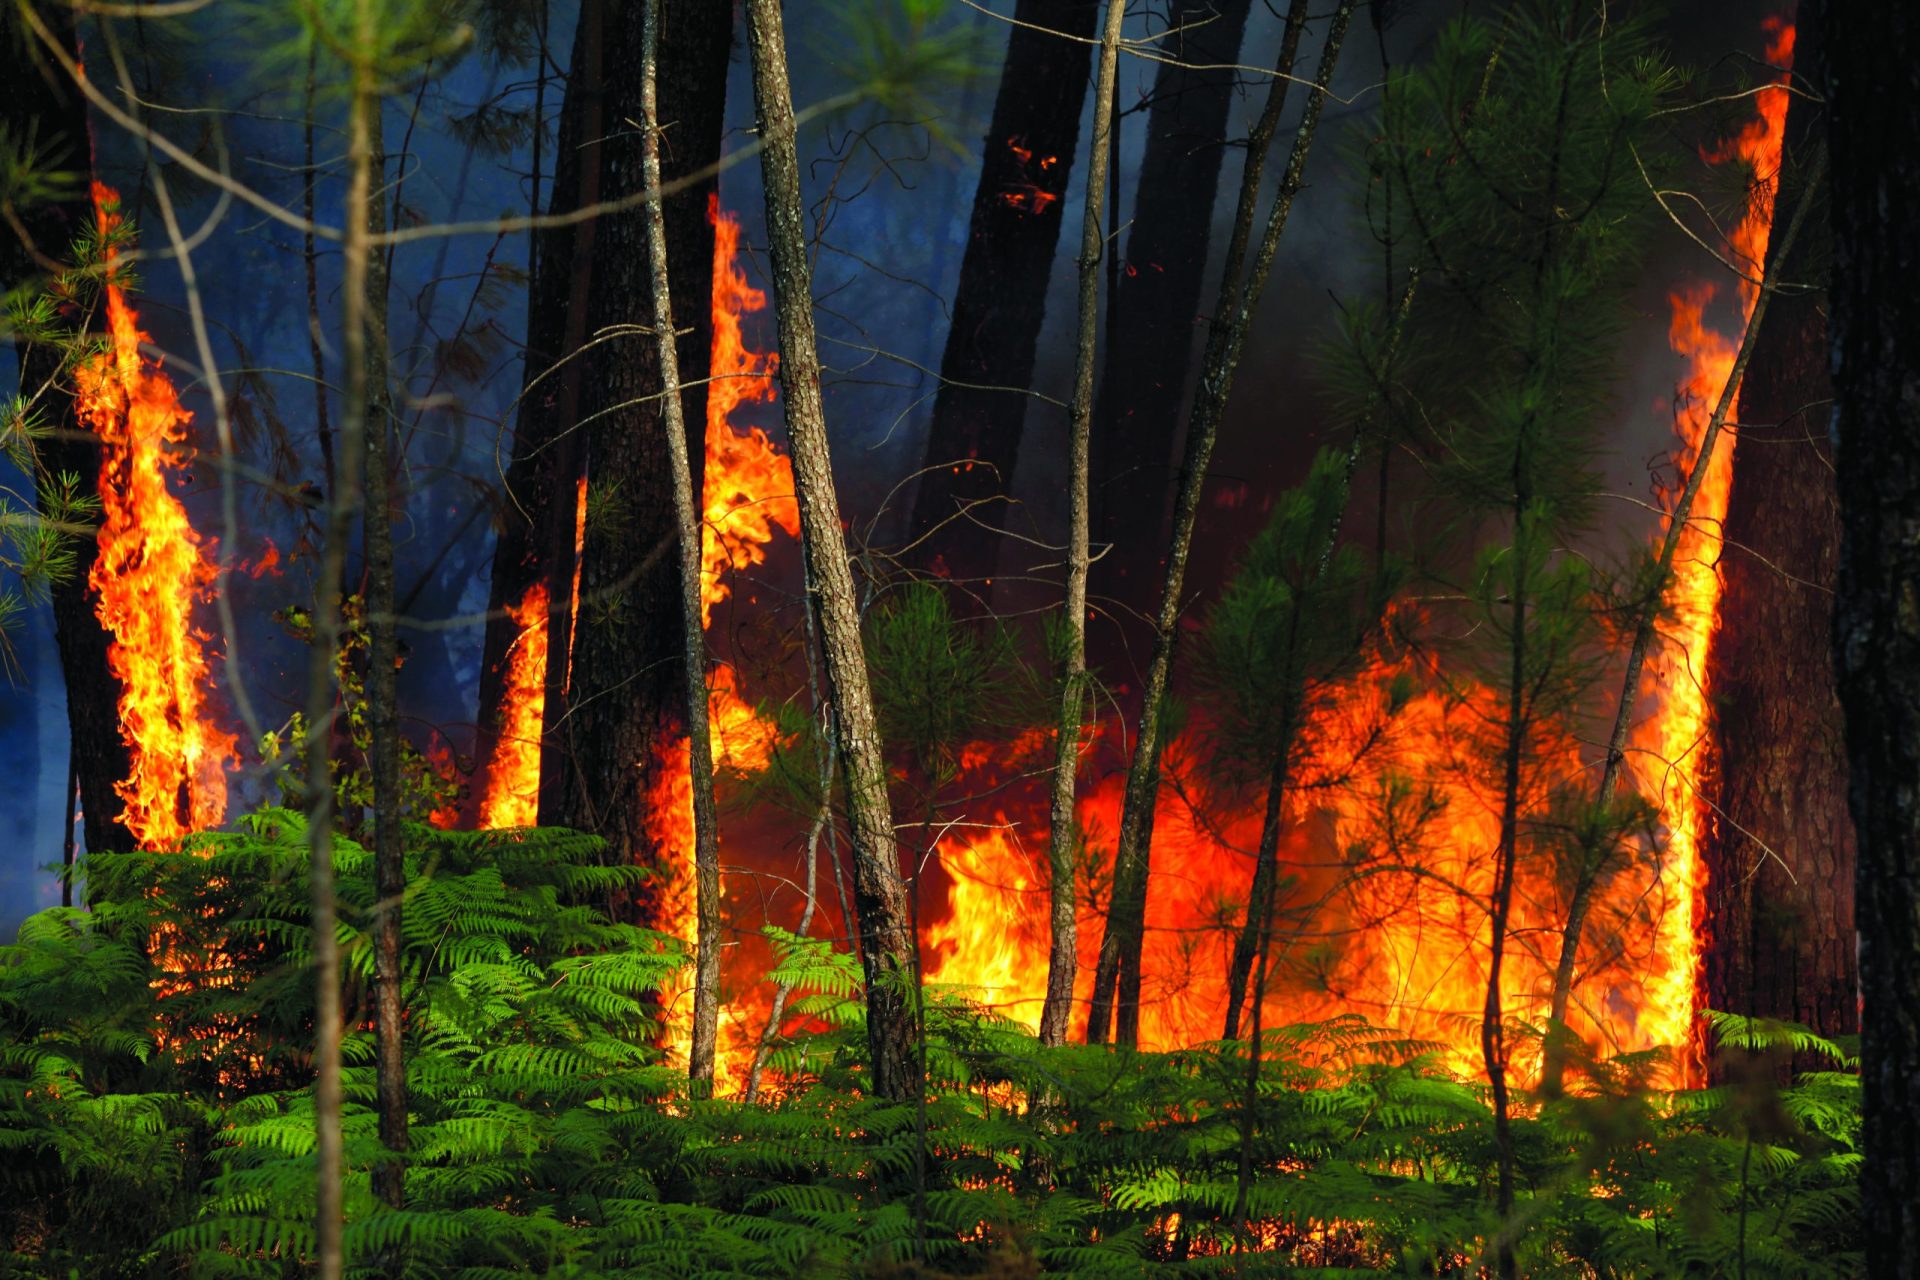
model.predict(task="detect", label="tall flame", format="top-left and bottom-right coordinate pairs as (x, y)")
top-left (477, 581), bottom-right (549, 829)
top-left (73, 182), bottom-right (236, 851)
top-left (923, 22), bottom-right (1795, 1084)
top-left (1632, 17), bottom-right (1793, 1077)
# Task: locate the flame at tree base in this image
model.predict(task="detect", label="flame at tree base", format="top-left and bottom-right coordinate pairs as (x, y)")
top-left (74, 182), bottom-right (236, 852)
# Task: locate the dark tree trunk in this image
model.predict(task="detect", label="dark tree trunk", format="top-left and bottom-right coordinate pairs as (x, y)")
top-left (361, 130), bottom-right (408, 1209)
top-left (475, 0), bottom-right (605, 813)
top-left (1828, 1), bottom-right (1920, 1271)
top-left (2, 6), bottom-right (136, 857)
top-left (1090, 0), bottom-right (1253, 661)
top-left (542, 0), bottom-right (728, 893)
top-left (906, 0), bottom-right (1098, 587)
top-left (1703, 10), bottom-right (1855, 1043)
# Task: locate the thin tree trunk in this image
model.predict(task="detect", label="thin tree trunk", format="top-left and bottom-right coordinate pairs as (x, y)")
top-left (1090, 0), bottom-right (1255, 661)
top-left (637, 0), bottom-right (723, 1094)
top-left (1087, 0), bottom-right (1346, 1048)
top-left (907, 0), bottom-right (1099, 587)
top-left (361, 124), bottom-right (408, 1209)
top-left (1538, 141), bottom-right (1823, 1094)
top-left (542, 0), bottom-right (729, 911)
top-left (306, 2), bottom-right (380, 1269)
top-left (1828, 1), bottom-right (1920, 1269)
top-left (3, 5), bottom-right (136, 859)
top-left (1222, 702), bottom-right (1298, 1040)
top-left (743, 0), bottom-right (922, 1101)
top-left (1037, 0), bottom-right (1126, 1049)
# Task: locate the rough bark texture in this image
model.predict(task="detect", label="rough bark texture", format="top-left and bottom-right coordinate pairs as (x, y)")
top-left (1087, 0), bottom-right (1341, 1048)
top-left (476, 0), bottom-right (603, 817)
top-left (361, 132), bottom-right (408, 1209)
top-left (1703, 13), bottom-right (1855, 1044)
top-left (2, 6), bottom-right (136, 857)
top-left (744, 0), bottom-right (921, 1102)
top-left (906, 0), bottom-right (1098, 588)
top-left (1090, 0), bottom-right (1253, 662)
top-left (1039, 0), bottom-right (1126, 1050)
top-left (637, 0), bottom-right (723, 1093)
top-left (1827, 1), bottom-right (1920, 1271)
top-left (541, 0), bottom-right (728, 901)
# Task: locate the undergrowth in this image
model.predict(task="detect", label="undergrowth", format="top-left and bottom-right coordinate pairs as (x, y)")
top-left (0, 812), bottom-right (1860, 1277)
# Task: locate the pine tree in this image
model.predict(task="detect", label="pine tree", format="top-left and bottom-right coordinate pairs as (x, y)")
top-left (1369, 4), bottom-right (1672, 1266)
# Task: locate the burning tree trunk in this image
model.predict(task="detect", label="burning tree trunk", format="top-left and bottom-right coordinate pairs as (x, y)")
top-left (2, 5), bottom-right (136, 858)
top-left (1828, 0), bottom-right (1920, 1267)
top-left (1087, 0), bottom-right (1341, 1049)
top-left (1701, 14), bottom-right (1855, 1043)
top-left (1089, 0), bottom-right (1254, 653)
top-left (540, 0), bottom-right (730, 894)
top-left (906, 0), bottom-right (1098, 587)
top-left (1039, 0), bottom-right (1127, 1050)
top-left (476, 0), bottom-right (605, 828)
top-left (744, 0), bottom-right (922, 1101)
top-left (636, 0), bottom-right (723, 1095)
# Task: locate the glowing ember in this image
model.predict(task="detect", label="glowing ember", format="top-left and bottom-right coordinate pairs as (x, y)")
top-left (999, 137), bottom-right (1061, 215)
top-left (73, 182), bottom-right (236, 851)
top-left (477, 582), bottom-right (549, 829)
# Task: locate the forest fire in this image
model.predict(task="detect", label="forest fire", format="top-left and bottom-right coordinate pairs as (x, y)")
top-left (73, 182), bottom-right (236, 851)
top-left (476, 581), bottom-right (548, 829)
top-left (919, 26), bottom-right (1795, 1086)
top-left (1632, 15), bottom-right (1793, 1078)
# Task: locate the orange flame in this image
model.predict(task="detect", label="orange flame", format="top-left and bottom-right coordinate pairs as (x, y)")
top-left (1632, 17), bottom-right (1792, 1078)
top-left (73, 182), bottom-right (236, 851)
top-left (923, 25), bottom-right (1794, 1083)
top-left (477, 582), bottom-right (549, 829)
top-left (701, 195), bottom-right (796, 625)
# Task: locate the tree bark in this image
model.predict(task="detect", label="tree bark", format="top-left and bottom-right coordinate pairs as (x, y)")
top-left (1827, 1), bottom-right (1920, 1270)
top-left (2, 4), bottom-right (136, 858)
top-left (306, 1), bottom-right (382, 1269)
top-left (476, 0), bottom-right (604, 822)
top-left (360, 127), bottom-right (408, 1209)
top-left (906, 0), bottom-right (1099, 588)
top-left (541, 0), bottom-right (729, 908)
top-left (744, 0), bottom-right (922, 1101)
top-left (1702, 11), bottom-right (1855, 1045)
top-left (1538, 138), bottom-right (1823, 1095)
top-left (1090, 0), bottom-right (1254, 660)
top-left (1087, 0), bottom-right (1340, 1048)
top-left (637, 0), bottom-right (723, 1094)
top-left (1038, 0), bottom-right (1127, 1050)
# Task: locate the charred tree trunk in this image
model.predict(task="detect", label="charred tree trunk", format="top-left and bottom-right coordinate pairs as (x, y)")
top-left (3, 5), bottom-right (136, 858)
top-left (1090, 0), bottom-right (1254, 662)
top-left (539, 0), bottom-right (729, 903)
top-left (476, 0), bottom-right (604, 817)
top-left (1703, 14), bottom-right (1855, 1044)
top-left (906, 0), bottom-right (1098, 588)
top-left (1828, 1), bottom-right (1920, 1270)
top-left (744, 0), bottom-right (922, 1101)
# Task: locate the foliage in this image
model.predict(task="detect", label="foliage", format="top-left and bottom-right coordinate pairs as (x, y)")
top-left (259, 594), bottom-right (463, 827)
top-left (0, 811), bottom-right (1862, 1277)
